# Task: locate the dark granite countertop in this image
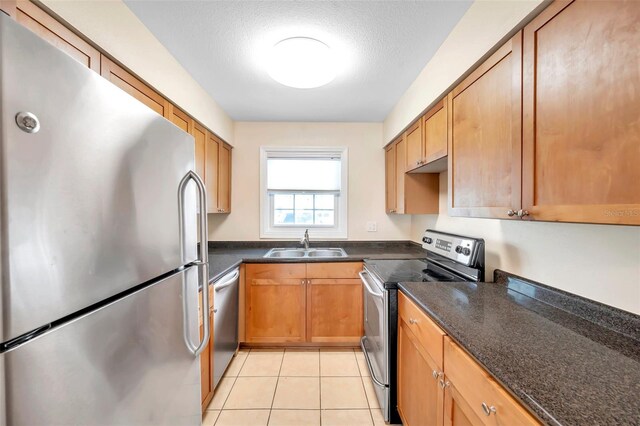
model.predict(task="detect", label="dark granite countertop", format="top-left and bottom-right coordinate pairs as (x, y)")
top-left (206, 240), bottom-right (426, 282)
top-left (398, 271), bottom-right (640, 426)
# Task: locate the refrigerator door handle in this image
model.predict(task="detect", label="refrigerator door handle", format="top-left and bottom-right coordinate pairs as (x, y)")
top-left (178, 170), bottom-right (210, 356)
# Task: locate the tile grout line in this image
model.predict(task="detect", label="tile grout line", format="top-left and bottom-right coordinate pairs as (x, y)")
top-left (219, 348), bottom-right (250, 413)
top-left (265, 348), bottom-right (286, 425)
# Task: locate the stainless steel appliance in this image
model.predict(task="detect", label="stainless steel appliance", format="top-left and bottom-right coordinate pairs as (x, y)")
top-left (359, 230), bottom-right (485, 424)
top-left (212, 267), bottom-right (240, 388)
top-left (0, 14), bottom-right (209, 425)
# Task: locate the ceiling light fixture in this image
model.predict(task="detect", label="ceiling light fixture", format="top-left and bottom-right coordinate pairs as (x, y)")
top-left (266, 37), bottom-right (336, 89)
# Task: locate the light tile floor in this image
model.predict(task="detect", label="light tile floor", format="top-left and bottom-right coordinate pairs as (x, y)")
top-left (203, 348), bottom-right (395, 426)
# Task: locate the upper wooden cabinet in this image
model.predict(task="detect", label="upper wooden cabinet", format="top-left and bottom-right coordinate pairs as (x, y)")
top-left (100, 55), bottom-right (170, 118)
top-left (447, 32), bottom-right (523, 219)
top-left (13, 1), bottom-right (100, 72)
top-left (386, 137), bottom-right (440, 215)
top-left (191, 122), bottom-right (207, 183)
top-left (385, 142), bottom-right (398, 213)
top-left (405, 120), bottom-right (423, 172)
top-left (422, 100), bottom-right (448, 168)
top-left (218, 142), bottom-right (232, 213)
top-left (406, 100), bottom-right (448, 173)
top-left (205, 134), bottom-right (232, 214)
top-left (521, 0), bottom-right (640, 225)
top-left (1, 0), bottom-right (16, 18)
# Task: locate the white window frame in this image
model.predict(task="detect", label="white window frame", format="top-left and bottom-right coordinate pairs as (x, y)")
top-left (260, 146), bottom-right (348, 239)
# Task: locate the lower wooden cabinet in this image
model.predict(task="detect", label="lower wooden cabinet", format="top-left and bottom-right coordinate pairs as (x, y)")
top-left (245, 262), bottom-right (363, 345)
top-left (398, 293), bottom-right (540, 426)
top-left (398, 315), bottom-right (444, 426)
top-left (199, 286), bottom-right (214, 411)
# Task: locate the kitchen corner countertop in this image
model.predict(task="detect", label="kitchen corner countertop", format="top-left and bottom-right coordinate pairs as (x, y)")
top-left (206, 240), bottom-right (427, 283)
top-left (398, 272), bottom-right (640, 426)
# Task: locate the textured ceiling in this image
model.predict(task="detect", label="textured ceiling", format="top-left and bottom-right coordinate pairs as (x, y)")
top-left (124, 0), bottom-right (471, 122)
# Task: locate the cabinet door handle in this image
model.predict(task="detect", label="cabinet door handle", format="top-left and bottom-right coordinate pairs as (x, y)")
top-left (481, 402), bottom-right (496, 416)
top-left (438, 379), bottom-right (450, 389)
top-left (517, 209), bottom-right (530, 218)
top-left (432, 370), bottom-right (442, 380)
top-left (409, 318), bottom-right (418, 324)
top-left (507, 209), bottom-right (517, 217)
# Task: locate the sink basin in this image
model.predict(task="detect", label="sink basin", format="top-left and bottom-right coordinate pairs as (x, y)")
top-left (264, 248), bottom-right (347, 259)
top-left (264, 249), bottom-right (306, 258)
top-left (306, 249), bottom-right (346, 258)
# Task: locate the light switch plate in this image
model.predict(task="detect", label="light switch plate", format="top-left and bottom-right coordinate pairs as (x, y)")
top-left (366, 221), bottom-right (377, 232)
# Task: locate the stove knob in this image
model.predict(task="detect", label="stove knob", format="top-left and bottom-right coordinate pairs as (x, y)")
top-left (422, 237), bottom-right (433, 244)
top-left (462, 247), bottom-right (471, 256)
top-left (455, 245), bottom-right (463, 254)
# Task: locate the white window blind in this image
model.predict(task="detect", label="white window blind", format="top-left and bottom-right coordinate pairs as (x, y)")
top-left (266, 158), bottom-right (342, 192)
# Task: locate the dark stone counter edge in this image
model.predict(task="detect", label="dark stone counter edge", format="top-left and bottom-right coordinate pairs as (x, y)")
top-left (398, 271), bottom-right (640, 426)
top-left (396, 283), bottom-right (553, 425)
top-left (206, 240), bottom-right (426, 283)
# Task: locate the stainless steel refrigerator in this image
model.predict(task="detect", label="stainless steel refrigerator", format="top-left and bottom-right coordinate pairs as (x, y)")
top-left (0, 14), bottom-right (210, 425)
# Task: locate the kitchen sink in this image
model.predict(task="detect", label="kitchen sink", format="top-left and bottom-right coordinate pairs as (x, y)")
top-left (263, 248), bottom-right (347, 259)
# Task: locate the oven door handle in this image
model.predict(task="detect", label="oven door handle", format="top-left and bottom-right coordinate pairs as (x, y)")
top-left (360, 336), bottom-right (388, 389)
top-left (359, 271), bottom-right (384, 299)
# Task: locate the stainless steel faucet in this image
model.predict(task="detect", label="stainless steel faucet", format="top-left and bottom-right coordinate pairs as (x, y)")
top-left (300, 229), bottom-right (310, 249)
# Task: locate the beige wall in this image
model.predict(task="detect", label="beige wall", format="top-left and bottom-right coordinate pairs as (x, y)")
top-left (383, 0), bottom-right (544, 143)
top-left (41, 0), bottom-right (234, 143)
top-left (208, 122), bottom-right (412, 241)
top-left (410, 173), bottom-right (640, 315)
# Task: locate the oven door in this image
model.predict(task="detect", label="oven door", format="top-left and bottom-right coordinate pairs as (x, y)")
top-left (359, 268), bottom-right (390, 420)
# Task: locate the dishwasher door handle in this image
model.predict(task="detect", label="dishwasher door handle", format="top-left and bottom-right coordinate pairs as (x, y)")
top-left (214, 269), bottom-right (240, 292)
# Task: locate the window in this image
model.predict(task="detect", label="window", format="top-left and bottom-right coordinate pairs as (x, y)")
top-left (260, 147), bottom-right (348, 238)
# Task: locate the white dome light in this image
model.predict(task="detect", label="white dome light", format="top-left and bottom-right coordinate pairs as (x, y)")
top-left (267, 37), bottom-right (336, 89)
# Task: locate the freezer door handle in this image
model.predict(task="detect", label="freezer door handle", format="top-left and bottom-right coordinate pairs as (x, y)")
top-left (178, 170), bottom-right (210, 356)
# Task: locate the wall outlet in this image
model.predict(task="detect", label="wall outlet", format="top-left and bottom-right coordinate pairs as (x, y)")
top-left (366, 221), bottom-right (377, 232)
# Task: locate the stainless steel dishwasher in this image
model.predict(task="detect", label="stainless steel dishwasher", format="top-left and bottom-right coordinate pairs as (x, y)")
top-left (212, 267), bottom-right (240, 388)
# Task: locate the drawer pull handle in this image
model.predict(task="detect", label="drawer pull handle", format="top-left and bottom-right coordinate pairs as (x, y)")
top-left (438, 379), bottom-right (450, 389)
top-left (481, 402), bottom-right (496, 416)
top-left (409, 318), bottom-right (418, 324)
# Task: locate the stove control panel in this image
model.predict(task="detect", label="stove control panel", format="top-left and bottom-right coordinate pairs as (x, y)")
top-left (421, 230), bottom-right (480, 266)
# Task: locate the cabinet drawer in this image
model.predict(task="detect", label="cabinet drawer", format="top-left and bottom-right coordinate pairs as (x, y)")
top-left (398, 292), bottom-right (445, 370)
top-left (246, 263), bottom-right (306, 281)
top-left (444, 337), bottom-right (539, 426)
top-left (306, 262), bottom-right (362, 279)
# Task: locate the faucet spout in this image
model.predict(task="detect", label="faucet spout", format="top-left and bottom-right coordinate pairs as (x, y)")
top-left (300, 229), bottom-right (310, 249)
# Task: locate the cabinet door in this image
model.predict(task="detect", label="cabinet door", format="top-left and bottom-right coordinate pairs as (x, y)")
top-left (443, 381), bottom-right (484, 426)
top-left (1, 0), bottom-right (16, 18)
top-left (191, 122), bottom-right (207, 182)
top-left (423, 99), bottom-right (448, 164)
top-left (245, 264), bottom-right (306, 343)
top-left (218, 142), bottom-right (232, 213)
top-left (199, 287), bottom-right (214, 411)
top-left (448, 32), bottom-right (522, 219)
top-left (397, 317), bottom-right (444, 426)
top-left (522, 0), bottom-right (640, 225)
top-left (385, 143), bottom-right (397, 213)
top-left (100, 55), bottom-right (170, 118)
top-left (205, 134), bottom-right (220, 213)
top-left (15, 1), bottom-right (100, 72)
top-left (307, 278), bottom-right (363, 344)
top-left (395, 137), bottom-right (407, 214)
top-left (405, 120), bottom-right (423, 172)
